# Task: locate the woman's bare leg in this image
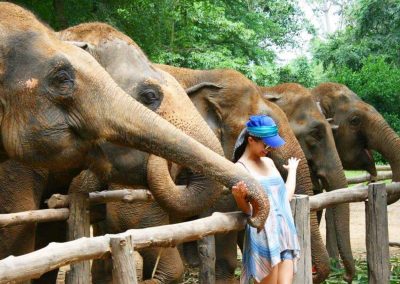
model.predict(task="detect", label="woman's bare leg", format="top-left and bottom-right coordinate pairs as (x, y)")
top-left (254, 265), bottom-right (278, 284)
top-left (277, 260), bottom-right (294, 284)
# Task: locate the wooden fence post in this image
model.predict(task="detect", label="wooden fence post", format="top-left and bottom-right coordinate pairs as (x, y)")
top-left (66, 192), bottom-right (91, 284)
top-left (110, 236), bottom-right (138, 284)
top-left (198, 235), bottom-right (216, 284)
top-left (365, 183), bottom-right (390, 284)
top-left (291, 194), bottom-right (312, 284)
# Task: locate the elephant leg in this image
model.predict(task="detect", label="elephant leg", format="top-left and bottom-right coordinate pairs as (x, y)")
top-left (181, 241), bottom-right (200, 267)
top-left (92, 221), bottom-right (113, 284)
top-left (310, 211), bottom-right (330, 284)
top-left (33, 221), bottom-right (67, 284)
top-left (0, 161), bottom-right (46, 260)
top-left (140, 247), bottom-right (184, 284)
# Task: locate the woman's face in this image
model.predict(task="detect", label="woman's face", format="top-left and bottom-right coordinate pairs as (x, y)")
top-left (248, 136), bottom-right (272, 157)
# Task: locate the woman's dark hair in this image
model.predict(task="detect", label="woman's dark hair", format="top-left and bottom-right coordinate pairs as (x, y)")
top-left (232, 130), bottom-right (262, 162)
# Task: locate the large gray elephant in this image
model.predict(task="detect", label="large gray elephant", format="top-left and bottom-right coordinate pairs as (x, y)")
top-left (312, 83), bottom-right (400, 184)
top-left (0, 5), bottom-right (270, 283)
top-left (156, 65), bottom-right (331, 283)
top-left (311, 82), bottom-right (400, 262)
top-left (261, 83), bottom-right (354, 282)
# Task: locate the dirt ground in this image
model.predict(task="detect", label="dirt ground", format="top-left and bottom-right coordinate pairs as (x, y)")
top-left (319, 200), bottom-right (400, 258)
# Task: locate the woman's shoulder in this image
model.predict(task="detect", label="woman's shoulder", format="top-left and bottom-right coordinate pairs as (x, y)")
top-left (261, 157), bottom-right (275, 166)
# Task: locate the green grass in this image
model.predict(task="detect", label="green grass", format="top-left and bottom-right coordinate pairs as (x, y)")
top-left (323, 257), bottom-right (400, 283)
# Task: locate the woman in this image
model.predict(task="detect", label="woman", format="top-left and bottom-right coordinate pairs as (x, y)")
top-left (232, 114), bottom-right (300, 284)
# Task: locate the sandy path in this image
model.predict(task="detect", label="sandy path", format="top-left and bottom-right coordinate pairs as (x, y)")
top-left (319, 199), bottom-right (400, 258)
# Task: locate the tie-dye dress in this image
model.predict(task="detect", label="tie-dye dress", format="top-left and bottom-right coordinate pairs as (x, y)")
top-left (240, 175), bottom-right (300, 284)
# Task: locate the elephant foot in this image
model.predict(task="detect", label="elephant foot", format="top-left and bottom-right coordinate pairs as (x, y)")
top-left (312, 264), bottom-right (330, 284)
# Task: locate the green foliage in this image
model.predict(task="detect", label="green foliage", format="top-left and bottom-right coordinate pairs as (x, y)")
top-left (323, 257), bottom-right (400, 283)
top-left (10, 0), bottom-right (310, 87)
top-left (276, 56), bottom-right (317, 87)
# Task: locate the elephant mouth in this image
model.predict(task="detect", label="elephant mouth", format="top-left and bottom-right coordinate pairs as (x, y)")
top-left (361, 148), bottom-right (377, 176)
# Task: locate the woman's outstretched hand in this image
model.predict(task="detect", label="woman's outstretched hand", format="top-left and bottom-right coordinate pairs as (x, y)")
top-left (232, 181), bottom-right (249, 201)
top-left (232, 181), bottom-right (252, 215)
top-left (283, 157), bottom-right (301, 171)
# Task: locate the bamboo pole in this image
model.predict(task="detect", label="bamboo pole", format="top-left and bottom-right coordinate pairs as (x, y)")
top-left (0, 212), bottom-right (247, 283)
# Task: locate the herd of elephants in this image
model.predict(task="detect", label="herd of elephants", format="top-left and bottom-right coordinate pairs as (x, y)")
top-left (0, 2), bottom-right (399, 284)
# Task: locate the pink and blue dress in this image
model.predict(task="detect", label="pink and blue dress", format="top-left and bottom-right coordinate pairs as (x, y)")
top-left (239, 171), bottom-right (300, 283)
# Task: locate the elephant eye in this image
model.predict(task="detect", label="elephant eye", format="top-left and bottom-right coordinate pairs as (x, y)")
top-left (138, 86), bottom-right (162, 110)
top-left (46, 66), bottom-right (75, 98)
top-left (349, 116), bottom-right (361, 126)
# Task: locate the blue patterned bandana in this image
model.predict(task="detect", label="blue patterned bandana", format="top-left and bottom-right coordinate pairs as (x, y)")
top-left (247, 125), bottom-right (278, 138)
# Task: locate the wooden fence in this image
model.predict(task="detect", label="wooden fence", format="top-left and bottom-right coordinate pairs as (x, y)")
top-left (0, 170), bottom-right (399, 283)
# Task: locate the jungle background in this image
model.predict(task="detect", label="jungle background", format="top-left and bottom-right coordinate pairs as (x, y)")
top-left (10, 1), bottom-right (399, 164)
top-left (8, 1), bottom-right (400, 282)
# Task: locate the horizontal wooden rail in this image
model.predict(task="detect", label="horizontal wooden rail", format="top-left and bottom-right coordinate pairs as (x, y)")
top-left (309, 182), bottom-right (400, 211)
top-left (346, 171), bottom-right (392, 184)
top-left (376, 165), bottom-right (391, 171)
top-left (1, 182), bottom-right (399, 228)
top-left (0, 209), bottom-right (69, 228)
top-left (0, 211), bottom-right (247, 283)
top-left (47, 189), bottom-right (153, 208)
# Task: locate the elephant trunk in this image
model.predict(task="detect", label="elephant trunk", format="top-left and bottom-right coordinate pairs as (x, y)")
top-left (365, 112), bottom-right (400, 204)
top-left (91, 82), bottom-right (269, 229)
top-left (320, 161), bottom-right (355, 283)
top-left (145, 79), bottom-right (225, 217)
top-left (268, 106), bottom-right (330, 283)
top-left (366, 112), bottom-right (400, 182)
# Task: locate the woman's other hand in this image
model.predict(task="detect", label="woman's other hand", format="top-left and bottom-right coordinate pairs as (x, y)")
top-left (283, 157), bottom-right (300, 172)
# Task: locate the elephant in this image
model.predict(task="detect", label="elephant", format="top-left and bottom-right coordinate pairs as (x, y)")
top-left (311, 82), bottom-right (400, 261)
top-left (312, 83), bottom-right (400, 184)
top-left (260, 83), bottom-right (354, 282)
top-left (155, 64), bottom-right (331, 283)
top-left (0, 5), bottom-right (270, 283)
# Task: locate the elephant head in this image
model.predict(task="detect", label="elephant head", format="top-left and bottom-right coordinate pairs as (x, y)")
top-left (58, 22), bottom-right (230, 218)
top-left (0, 3), bottom-right (269, 228)
top-left (262, 83), bottom-right (354, 282)
top-left (156, 64), bottom-right (331, 283)
top-left (312, 83), bottom-right (400, 185)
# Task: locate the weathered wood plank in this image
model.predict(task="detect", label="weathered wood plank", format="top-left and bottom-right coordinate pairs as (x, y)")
top-left (198, 234), bottom-right (216, 284)
top-left (110, 236), bottom-right (138, 284)
top-left (47, 189), bottom-right (153, 209)
top-left (291, 195), bottom-right (312, 284)
top-left (0, 212), bottom-right (247, 283)
top-left (365, 183), bottom-right (390, 284)
top-left (65, 191), bottom-right (91, 284)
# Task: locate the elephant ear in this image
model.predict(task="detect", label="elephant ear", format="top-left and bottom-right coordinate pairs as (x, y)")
top-left (185, 82), bottom-right (224, 128)
top-left (63, 40), bottom-right (97, 56)
top-left (262, 92), bottom-right (282, 102)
